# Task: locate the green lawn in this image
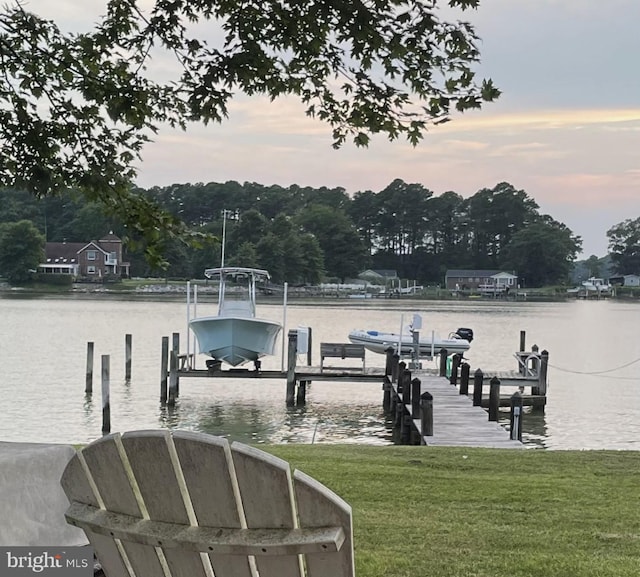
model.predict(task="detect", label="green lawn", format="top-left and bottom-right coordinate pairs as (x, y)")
top-left (265, 445), bottom-right (640, 577)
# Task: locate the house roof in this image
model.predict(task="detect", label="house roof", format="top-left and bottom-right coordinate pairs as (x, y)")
top-left (359, 269), bottom-right (398, 278)
top-left (99, 232), bottom-right (122, 242)
top-left (45, 235), bottom-right (123, 261)
top-left (44, 242), bottom-right (84, 262)
top-left (446, 269), bottom-right (507, 277)
top-left (78, 241), bottom-right (110, 255)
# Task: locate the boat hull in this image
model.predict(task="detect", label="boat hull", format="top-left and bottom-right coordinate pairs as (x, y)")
top-left (348, 329), bottom-right (470, 357)
top-left (189, 316), bottom-right (282, 367)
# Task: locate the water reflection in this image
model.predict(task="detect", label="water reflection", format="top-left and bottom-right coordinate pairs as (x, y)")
top-left (154, 395), bottom-right (393, 446)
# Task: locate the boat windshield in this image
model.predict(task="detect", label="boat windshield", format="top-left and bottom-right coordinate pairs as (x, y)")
top-left (204, 267), bottom-right (270, 318)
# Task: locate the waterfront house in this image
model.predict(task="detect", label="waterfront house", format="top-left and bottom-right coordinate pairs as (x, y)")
top-left (39, 232), bottom-right (130, 280)
top-left (609, 274), bottom-right (640, 287)
top-left (358, 269), bottom-right (398, 283)
top-left (445, 269), bottom-right (518, 292)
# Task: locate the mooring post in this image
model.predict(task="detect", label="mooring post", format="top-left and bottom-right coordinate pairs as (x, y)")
top-left (172, 332), bottom-right (180, 397)
top-left (529, 343), bottom-right (540, 377)
top-left (296, 380), bottom-right (307, 405)
top-left (402, 413), bottom-right (414, 445)
top-left (397, 361), bottom-right (406, 392)
top-left (382, 376), bottom-right (392, 412)
top-left (391, 353), bottom-right (400, 383)
top-left (168, 350), bottom-right (178, 406)
top-left (85, 341), bottom-right (94, 394)
top-left (488, 376), bottom-right (501, 421)
top-left (473, 368), bottom-right (484, 406)
top-left (125, 333), bottom-right (132, 381)
top-left (420, 392), bottom-right (434, 439)
top-left (101, 354), bottom-right (111, 434)
top-left (449, 354), bottom-right (461, 385)
top-left (510, 391), bottom-right (523, 441)
top-left (439, 349), bottom-right (448, 377)
top-left (306, 327), bottom-right (313, 367)
top-left (390, 382), bottom-right (397, 414)
top-left (459, 362), bottom-right (470, 395)
top-left (518, 330), bottom-right (527, 374)
top-left (160, 336), bottom-right (169, 403)
top-left (409, 377), bottom-right (422, 445)
top-left (385, 347), bottom-right (395, 376)
top-left (402, 370), bottom-right (412, 405)
top-left (394, 392), bottom-right (403, 428)
top-left (411, 378), bottom-right (421, 418)
top-left (534, 349), bottom-right (549, 397)
top-left (286, 329), bottom-right (297, 406)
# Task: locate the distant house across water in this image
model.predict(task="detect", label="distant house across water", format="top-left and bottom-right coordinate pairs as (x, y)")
top-left (358, 269), bottom-right (399, 283)
top-left (609, 274), bottom-right (640, 287)
top-left (39, 232), bottom-right (130, 280)
top-left (445, 269), bottom-right (518, 293)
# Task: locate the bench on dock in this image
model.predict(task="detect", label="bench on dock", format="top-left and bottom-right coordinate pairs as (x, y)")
top-left (320, 343), bottom-right (366, 373)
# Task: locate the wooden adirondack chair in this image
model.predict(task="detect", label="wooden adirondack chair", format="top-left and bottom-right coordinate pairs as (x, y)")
top-left (61, 430), bottom-right (354, 577)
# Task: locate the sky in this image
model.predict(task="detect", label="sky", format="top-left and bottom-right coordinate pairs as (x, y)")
top-left (26, 0), bottom-right (640, 258)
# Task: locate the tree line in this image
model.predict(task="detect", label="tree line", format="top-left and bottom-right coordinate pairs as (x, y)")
top-left (2, 179), bottom-right (639, 287)
top-left (0, 179), bottom-right (615, 287)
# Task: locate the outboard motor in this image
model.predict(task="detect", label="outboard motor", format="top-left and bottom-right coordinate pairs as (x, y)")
top-left (455, 327), bottom-right (474, 342)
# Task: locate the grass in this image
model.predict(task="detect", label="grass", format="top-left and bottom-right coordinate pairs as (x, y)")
top-left (263, 445), bottom-right (640, 577)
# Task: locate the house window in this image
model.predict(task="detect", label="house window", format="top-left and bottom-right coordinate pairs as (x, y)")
top-left (87, 250), bottom-right (97, 261)
top-left (109, 252), bottom-right (117, 261)
top-left (87, 266), bottom-right (96, 274)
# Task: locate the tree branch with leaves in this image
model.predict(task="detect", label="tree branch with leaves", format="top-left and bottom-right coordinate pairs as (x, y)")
top-left (0, 0), bottom-right (498, 266)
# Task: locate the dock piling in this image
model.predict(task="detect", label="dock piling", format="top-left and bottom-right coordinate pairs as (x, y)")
top-left (533, 350), bottom-right (549, 396)
top-left (473, 369), bottom-right (484, 406)
top-left (449, 354), bottom-right (461, 385)
top-left (411, 378), bottom-right (421, 418)
top-left (510, 392), bottom-right (523, 441)
top-left (125, 333), bottom-right (132, 381)
top-left (160, 336), bottom-right (169, 403)
top-left (385, 347), bottom-right (395, 376)
top-left (397, 362), bottom-right (406, 391)
top-left (459, 362), bottom-right (470, 395)
top-left (439, 349), bottom-right (448, 377)
top-left (382, 376), bottom-right (392, 412)
top-left (296, 381), bottom-right (307, 405)
top-left (391, 353), bottom-right (400, 383)
top-left (101, 355), bottom-right (111, 434)
top-left (168, 350), bottom-right (178, 406)
top-left (402, 370), bottom-right (412, 405)
top-left (420, 392), bottom-right (434, 438)
top-left (85, 342), bottom-right (94, 394)
top-left (488, 376), bottom-right (501, 421)
top-left (172, 332), bottom-right (180, 397)
top-left (286, 329), bottom-right (298, 406)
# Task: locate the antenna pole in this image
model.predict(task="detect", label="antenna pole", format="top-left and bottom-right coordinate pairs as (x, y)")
top-left (221, 209), bottom-right (228, 268)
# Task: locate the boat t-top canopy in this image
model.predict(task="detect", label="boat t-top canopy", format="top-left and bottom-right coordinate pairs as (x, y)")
top-left (203, 267), bottom-right (271, 281)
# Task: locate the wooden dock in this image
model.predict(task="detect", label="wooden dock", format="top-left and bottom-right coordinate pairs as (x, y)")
top-left (391, 372), bottom-right (524, 448)
top-left (160, 329), bottom-right (548, 448)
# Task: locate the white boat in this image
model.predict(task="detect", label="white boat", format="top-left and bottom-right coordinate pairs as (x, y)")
top-left (582, 277), bottom-right (612, 294)
top-left (567, 277), bottom-right (613, 297)
top-left (348, 327), bottom-right (473, 357)
top-left (189, 267), bottom-right (282, 367)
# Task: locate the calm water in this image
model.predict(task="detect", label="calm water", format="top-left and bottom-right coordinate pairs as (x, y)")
top-left (1, 293), bottom-right (639, 450)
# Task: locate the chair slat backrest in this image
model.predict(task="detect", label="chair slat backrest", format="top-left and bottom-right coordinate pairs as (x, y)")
top-left (61, 430), bottom-right (354, 577)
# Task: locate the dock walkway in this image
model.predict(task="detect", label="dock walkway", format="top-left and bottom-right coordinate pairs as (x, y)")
top-left (395, 371), bottom-right (524, 449)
